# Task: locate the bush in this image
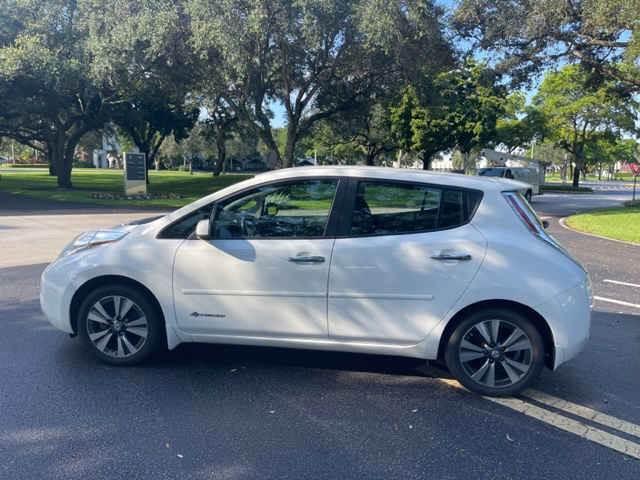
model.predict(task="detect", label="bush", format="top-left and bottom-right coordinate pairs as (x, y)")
top-left (539, 184), bottom-right (593, 193)
top-left (623, 199), bottom-right (640, 208)
top-left (73, 160), bottom-right (95, 168)
top-left (0, 163), bottom-right (49, 169)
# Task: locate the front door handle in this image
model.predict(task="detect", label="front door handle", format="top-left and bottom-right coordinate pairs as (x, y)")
top-left (430, 253), bottom-right (472, 261)
top-left (288, 255), bottom-right (326, 263)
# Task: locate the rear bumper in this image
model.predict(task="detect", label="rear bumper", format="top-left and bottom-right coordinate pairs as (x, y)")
top-left (535, 280), bottom-right (593, 370)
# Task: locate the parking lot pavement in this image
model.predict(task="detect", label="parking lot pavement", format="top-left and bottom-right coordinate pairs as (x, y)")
top-left (0, 212), bottom-right (162, 268)
top-left (0, 192), bottom-right (168, 268)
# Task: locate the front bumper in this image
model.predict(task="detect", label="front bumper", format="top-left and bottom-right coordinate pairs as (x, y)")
top-left (40, 259), bottom-right (75, 334)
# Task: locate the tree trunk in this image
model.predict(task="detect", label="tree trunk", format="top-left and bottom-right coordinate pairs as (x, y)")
top-left (282, 119), bottom-right (300, 169)
top-left (572, 163), bottom-right (581, 187)
top-left (213, 124), bottom-right (226, 177)
top-left (365, 146), bottom-right (375, 166)
top-left (421, 150), bottom-right (437, 170)
top-left (49, 132), bottom-right (73, 189)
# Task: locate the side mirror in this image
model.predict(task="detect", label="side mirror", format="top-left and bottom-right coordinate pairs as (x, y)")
top-left (542, 220), bottom-right (549, 229)
top-left (265, 202), bottom-right (279, 216)
top-left (195, 219), bottom-right (211, 240)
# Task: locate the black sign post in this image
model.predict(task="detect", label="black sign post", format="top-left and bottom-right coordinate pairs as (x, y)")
top-left (123, 152), bottom-right (147, 195)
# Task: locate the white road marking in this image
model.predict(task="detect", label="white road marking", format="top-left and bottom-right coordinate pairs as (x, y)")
top-left (416, 364), bottom-right (640, 459)
top-left (604, 279), bottom-right (640, 289)
top-left (595, 296), bottom-right (640, 309)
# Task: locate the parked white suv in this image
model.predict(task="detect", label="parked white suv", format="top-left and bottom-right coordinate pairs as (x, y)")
top-left (40, 167), bottom-right (592, 397)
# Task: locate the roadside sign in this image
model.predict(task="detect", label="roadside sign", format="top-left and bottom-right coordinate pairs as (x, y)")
top-left (630, 163), bottom-right (640, 176)
top-left (123, 152), bottom-right (147, 195)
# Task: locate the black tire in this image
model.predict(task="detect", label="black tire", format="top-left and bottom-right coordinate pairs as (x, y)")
top-left (445, 308), bottom-right (545, 397)
top-left (77, 284), bottom-right (164, 366)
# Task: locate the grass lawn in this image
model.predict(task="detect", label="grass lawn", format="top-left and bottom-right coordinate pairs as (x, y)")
top-left (0, 169), bottom-right (253, 208)
top-left (564, 206), bottom-right (640, 244)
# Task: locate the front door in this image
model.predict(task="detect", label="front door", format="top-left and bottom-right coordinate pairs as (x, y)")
top-left (173, 179), bottom-right (340, 340)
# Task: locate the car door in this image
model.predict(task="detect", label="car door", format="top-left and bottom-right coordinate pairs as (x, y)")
top-left (172, 179), bottom-right (341, 340)
top-left (328, 180), bottom-right (487, 345)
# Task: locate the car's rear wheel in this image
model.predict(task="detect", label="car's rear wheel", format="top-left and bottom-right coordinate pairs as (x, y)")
top-left (77, 285), bottom-right (164, 366)
top-left (445, 309), bottom-right (545, 397)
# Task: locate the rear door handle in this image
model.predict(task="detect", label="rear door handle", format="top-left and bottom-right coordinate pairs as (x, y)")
top-left (288, 255), bottom-right (326, 263)
top-left (430, 253), bottom-right (472, 261)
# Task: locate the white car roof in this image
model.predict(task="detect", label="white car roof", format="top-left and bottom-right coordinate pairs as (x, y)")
top-left (251, 166), bottom-right (524, 192)
top-left (168, 166), bottom-right (525, 221)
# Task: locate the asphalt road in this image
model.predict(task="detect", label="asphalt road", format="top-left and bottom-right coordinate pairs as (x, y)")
top-left (1, 185), bottom-right (639, 479)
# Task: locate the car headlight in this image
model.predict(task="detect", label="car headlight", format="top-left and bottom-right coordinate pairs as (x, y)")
top-left (59, 229), bottom-right (129, 257)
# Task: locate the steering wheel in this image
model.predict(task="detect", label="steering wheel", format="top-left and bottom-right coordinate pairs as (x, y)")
top-left (240, 215), bottom-right (257, 237)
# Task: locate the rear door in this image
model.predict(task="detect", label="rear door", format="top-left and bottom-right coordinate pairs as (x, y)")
top-left (328, 180), bottom-right (487, 345)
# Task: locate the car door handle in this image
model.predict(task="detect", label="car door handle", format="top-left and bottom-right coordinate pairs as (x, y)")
top-left (288, 255), bottom-right (326, 263)
top-left (430, 253), bottom-right (472, 261)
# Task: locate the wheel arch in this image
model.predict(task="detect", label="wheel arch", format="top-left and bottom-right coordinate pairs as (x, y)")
top-left (69, 275), bottom-right (166, 336)
top-left (437, 300), bottom-right (555, 370)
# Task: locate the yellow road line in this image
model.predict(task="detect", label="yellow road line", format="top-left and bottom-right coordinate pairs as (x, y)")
top-left (522, 390), bottom-right (640, 439)
top-left (484, 395), bottom-right (640, 460)
top-left (416, 364), bottom-right (640, 460)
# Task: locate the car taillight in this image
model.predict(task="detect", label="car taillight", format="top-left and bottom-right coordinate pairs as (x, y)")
top-left (504, 192), bottom-right (545, 236)
top-left (503, 191), bottom-right (585, 269)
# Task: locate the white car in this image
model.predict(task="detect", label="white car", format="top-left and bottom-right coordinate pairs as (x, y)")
top-left (40, 167), bottom-right (592, 397)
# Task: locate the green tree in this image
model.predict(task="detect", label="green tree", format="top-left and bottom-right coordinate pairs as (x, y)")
top-left (532, 65), bottom-right (638, 186)
top-left (0, 0), bottom-right (118, 188)
top-left (585, 137), bottom-right (639, 179)
top-left (202, 97), bottom-right (240, 176)
top-left (313, 102), bottom-right (396, 166)
top-left (189, 0), bottom-right (453, 168)
top-left (453, 0), bottom-right (640, 91)
top-left (533, 141), bottom-right (571, 181)
top-left (82, 0), bottom-right (200, 180)
top-left (112, 94), bottom-right (199, 178)
top-left (493, 92), bottom-right (540, 153)
top-left (390, 61), bottom-right (507, 169)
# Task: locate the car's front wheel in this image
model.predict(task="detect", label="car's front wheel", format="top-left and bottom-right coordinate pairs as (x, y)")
top-left (77, 284), bottom-right (164, 366)
top-left (445, 308), bottom-right (545, 397)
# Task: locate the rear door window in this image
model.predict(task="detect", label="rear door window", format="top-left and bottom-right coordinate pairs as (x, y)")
top-left (346, 181), bottom-right (469, 236)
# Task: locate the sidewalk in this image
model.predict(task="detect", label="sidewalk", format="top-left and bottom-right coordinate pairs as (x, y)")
top-left (0, 192), bottom-right (168, 268)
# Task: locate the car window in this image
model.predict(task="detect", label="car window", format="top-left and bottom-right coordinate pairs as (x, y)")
top-left (439, 189), bottom-right (464, 228)
top-left (212, 180), bottom-right (339, 238)
top-left (349, 181), bottom-right (467, 236)
top-left (158, 205), bottom-right (214, 239)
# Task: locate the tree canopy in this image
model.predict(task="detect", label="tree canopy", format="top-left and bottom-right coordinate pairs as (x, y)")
top-left (1, 0), bottom-right (637, 189)
top-left (0, 0), bottom-right (118, 187)
top-left (390, 61), bottom-right (508, 169)
top-left (452, 0), bottom-right (640, 90)
top-left (532, 64), bottom-right (638, 186)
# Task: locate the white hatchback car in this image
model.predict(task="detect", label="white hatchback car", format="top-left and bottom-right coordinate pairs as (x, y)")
top-left (40, 167), bottom-right (592, 397)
